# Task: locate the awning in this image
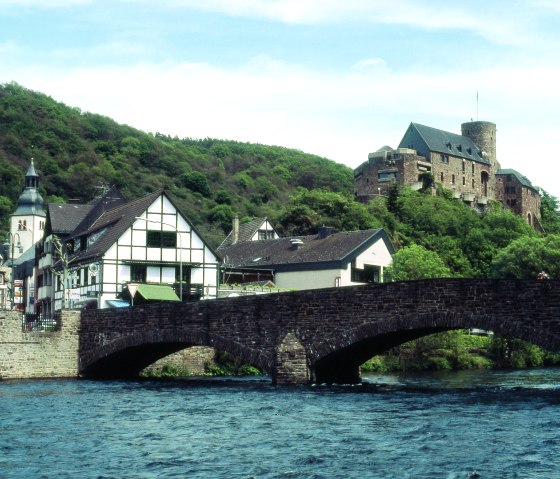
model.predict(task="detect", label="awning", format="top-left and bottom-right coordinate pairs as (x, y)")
top-left (136, 284), bottom-right (180, 302)
top-left (107, 299), bottom-right (131, 308)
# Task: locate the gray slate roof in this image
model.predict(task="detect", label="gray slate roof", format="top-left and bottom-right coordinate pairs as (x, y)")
top-left (47, 203), bottom-right (94, 236)
top-left (219, 217), bottom-right (270, 249)
top-left (67, 190), bottom-right (163, 263)
top-left (399, 123), bottom-right (490, 165)
top-left (220, 229), bottom-right (394, 272)
top-left (496, 169), bottom-right (539, 192)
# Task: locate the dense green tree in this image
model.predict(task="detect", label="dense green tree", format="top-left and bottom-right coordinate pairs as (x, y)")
top-left (181, 171), bottom-right (211, 197)
top-left (490, 234), bottom-right (560, 279)
top-left (385, 243), bottom-right (451, 281)
top-left (276, 188), bottom-right (380, 236)
top-left (540, 190), bottom-right (560, 234)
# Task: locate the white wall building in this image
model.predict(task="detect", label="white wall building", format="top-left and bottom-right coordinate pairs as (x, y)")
top-left (219, 227), bottom-right (394, 291)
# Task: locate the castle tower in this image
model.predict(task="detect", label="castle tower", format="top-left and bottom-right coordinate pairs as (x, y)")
top-left (461, 121), bottom-right (500, 172)
top-left (9, 159), bottom-right (46, 259)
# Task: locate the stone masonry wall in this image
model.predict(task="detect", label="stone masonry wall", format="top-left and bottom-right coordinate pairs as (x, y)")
top-left (142, 346), bottom-right (215, 375)
top-left (0, 310), bottom-right (81, 379)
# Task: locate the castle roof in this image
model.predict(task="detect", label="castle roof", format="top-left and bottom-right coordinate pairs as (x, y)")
top-left (496, 169), bottom-right (540, 192)
top-left (399, 123), bottom-right (490, 165)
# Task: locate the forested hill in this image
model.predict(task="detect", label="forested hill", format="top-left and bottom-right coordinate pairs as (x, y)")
top-left (0, 82), bottom-right (353, 246)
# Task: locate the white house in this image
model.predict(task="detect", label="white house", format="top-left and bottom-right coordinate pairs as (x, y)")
top-left (219, 227), bottom-right (394, 290)
top-left (36, 188), bottom-right (220, 316)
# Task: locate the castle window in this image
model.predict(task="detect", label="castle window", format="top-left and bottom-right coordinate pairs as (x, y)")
top-left (452, 174), bottom-right (455, 185)
top-left (440, 173), bottom-right (444, 182)
top-left (462, 161), bottom-right (466, 173)
top-left (378, 172), bottom-right (397, 182)
top-left (472, 179), bottom-right (475, 188)
top-left (463, 177), bottom-right (466, 186)
top-left (472, 163), bottom-right (475, 175)
top-left (440, 154), bottom-right (449, 164)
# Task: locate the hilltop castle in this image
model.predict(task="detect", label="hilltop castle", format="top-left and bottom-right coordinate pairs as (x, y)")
top-left (354, 121), bottom-right (542, 230)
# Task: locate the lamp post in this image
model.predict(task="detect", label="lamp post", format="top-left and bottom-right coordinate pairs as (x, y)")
top-left (3, 233), bottom-right (23, 310)
top-left (135, 217), bottom-right (183, 301)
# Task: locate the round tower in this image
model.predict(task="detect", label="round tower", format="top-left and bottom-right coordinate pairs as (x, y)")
top-left (461, 121), bottom-right (499, 171)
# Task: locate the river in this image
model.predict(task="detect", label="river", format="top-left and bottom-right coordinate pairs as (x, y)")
top-left (1, 368), bottom-right (559, 478)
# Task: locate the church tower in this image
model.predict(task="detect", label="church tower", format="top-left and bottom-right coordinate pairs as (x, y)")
top-left (9, 159), bottom-right (46, 259)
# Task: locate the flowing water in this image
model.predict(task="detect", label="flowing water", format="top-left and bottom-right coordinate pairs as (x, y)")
top-left (1, 368), bottom-right (560, 479)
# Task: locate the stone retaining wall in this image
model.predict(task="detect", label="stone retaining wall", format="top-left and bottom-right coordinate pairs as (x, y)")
top-left (0, 310), bottom-right (80, 379)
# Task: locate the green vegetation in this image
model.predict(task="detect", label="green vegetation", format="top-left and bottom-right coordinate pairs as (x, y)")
top-left (204, 352), bottom-right (262, 376)
top-left (141, 364), bottom-right (191, 378)
top-left (362, 331), bottom-right (560, 372)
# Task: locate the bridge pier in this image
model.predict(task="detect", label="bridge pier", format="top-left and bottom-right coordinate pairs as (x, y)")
top-left (274, 332), bottom-right (309, 384)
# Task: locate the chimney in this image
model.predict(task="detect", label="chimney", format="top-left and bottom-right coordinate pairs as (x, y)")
top-left (317, 226), bottom-right (336, 239)
top-left (232, 216), bottom-right (239, 244)
top-left (290, 238), bottom-right (304, 250)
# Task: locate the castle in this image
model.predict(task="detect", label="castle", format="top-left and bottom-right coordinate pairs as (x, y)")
top-left (354, 121), bottom-right (542, 230)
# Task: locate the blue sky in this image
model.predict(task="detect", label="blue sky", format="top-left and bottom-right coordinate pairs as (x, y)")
top-left (2, 0), bottom-right (560, 199)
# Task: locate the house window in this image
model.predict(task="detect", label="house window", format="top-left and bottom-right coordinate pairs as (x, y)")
top-left (462, 177), bottom-right (466, 186)
top-left (147, 230), bottom-right (177, 248)
top-left (130, 264), bottom-right (147, 283)
top-left (451, 174), bottom-right (455, 185)
top-left (440, 173), bottom-right (444, 182)
top-left (175, 265), bottom-right (191, 284)
top-left (472, 179), bottom-right (475, 188)
top-left (462, 161), bottom-right (466, 173)
top-left (258, 230), bottom-right (275, 240)
top-left (351, 264), bottom-right (380, 283)
top-left (472, 162), bottom-right (475, 175)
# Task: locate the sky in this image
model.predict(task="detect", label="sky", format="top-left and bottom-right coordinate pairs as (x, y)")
top-left (1, 0), bottom-right (560, 199)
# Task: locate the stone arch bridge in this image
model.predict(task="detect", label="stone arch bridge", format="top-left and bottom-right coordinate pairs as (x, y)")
top-left (79, 279), bottom-right (560, 384)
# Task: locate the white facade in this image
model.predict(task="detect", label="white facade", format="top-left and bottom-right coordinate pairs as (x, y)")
top-left (9, 216), bottom-right (45, 259)
top-left (36, 191), bottom-right (220, 314)
top-left (274, 238), bottom-right (393, 290)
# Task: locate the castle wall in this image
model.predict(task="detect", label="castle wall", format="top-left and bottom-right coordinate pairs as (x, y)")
top-left (354, 152), bottom-right (426, 200)
top-left (428, 152), bottom-right (495, 201)
top-left (496, 175), bottom-right (542, 227)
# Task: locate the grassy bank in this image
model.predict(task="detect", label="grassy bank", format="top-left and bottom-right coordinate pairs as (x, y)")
top-left (362, 330), bottom-right (560, 372)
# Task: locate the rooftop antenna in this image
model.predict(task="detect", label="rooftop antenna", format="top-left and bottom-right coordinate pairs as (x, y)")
top-left (476, 90), bottom-right (479, 121)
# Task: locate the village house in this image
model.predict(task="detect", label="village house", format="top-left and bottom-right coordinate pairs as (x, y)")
top-left (219, 224), bottom-right (394, 291)
top-left (34, 187), bottom-right (220, 316)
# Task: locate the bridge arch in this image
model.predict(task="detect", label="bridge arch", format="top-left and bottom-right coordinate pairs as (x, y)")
top-left (80, 329), bottom-right (273, 378)
top-left (308, 304), bottom-right (560, 383)
top-left (79, 279), bottom-right (560, 384)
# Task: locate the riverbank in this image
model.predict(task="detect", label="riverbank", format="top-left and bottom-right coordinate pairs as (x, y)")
top-left (362, 330), bottom-right (560, 372)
